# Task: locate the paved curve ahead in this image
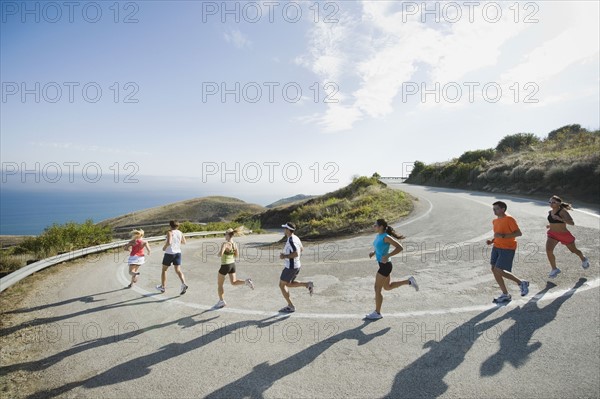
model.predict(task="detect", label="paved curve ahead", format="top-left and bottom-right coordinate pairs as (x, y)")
top-left (2, 184), bottom-right (599, 398)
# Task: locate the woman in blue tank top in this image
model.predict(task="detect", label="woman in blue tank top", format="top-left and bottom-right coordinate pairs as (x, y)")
top-left (365, 219), bottom-right (419, 320)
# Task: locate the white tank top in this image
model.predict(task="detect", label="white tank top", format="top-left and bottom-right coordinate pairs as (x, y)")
top-left (165, 230), bottom-right (183, 254)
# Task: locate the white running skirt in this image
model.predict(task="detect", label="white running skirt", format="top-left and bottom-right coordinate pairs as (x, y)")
top-left (127, 256), bottom-right (145, 265)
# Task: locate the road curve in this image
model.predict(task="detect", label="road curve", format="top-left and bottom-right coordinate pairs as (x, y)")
top-left (1, 184), bottom-right (598, 398)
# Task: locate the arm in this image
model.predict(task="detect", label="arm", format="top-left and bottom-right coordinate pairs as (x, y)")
top-left (162, 231), bottom-right (172, 251)
top-left (556, 210), bottom-right (575, 226)
top-left (219, 242), bottom-right (227, 257)
top-left (494, 229), bottom-right (522, 239)
top-left (124, 239), bottom-right (135, 251)
top-left (382, 236), bottom-right (403, 263)
top-left (144, 240), bottom-right (151, 255)
top-left (181, 233), bottom-right (187, 245)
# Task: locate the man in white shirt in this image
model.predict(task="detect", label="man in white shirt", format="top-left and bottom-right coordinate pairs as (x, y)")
top-left (278, 222), bottom-right (314, 313)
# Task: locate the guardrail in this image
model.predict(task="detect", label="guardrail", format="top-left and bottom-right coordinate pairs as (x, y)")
top-left (0, 231), bottom-right (226, 293)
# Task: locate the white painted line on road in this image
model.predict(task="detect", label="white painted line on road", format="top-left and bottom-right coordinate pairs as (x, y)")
top-left (117, 264), bottom-right (599, 319)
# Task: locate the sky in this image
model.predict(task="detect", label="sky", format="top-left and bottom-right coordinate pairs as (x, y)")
top-left (1, 0), bottom-right (599, 205)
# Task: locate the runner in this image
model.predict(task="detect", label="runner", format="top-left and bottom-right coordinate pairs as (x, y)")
top-left (546, 195), bottom-right (589, 278)
top-left (365, 219), bottom-right (418, 320)
top-left (485, 201), bottom-right (529, 303)
top-left (278, 222), bottom-right (313, 313)
top-left (123, 229), bottom-right (151, 288)
top-left (213, 227), bottom-right (254, 309)
top-left (156, 220), bottom-right (188, 295)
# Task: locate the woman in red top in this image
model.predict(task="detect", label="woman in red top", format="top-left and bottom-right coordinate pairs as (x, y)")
top-left (546, 195), bottom-right (589, 278)
top-left (124, 229), bottom-right (151, 288)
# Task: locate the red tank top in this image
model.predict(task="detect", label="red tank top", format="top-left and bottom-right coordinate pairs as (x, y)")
top-left (130, 239), bottom-right (145, 256)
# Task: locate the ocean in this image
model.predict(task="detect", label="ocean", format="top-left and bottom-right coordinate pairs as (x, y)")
top-left (0, 190), bottom-right (205, 235)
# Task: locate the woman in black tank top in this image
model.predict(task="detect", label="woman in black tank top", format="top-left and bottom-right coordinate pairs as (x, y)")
top-left (545, 195), bottom-right (589, 278)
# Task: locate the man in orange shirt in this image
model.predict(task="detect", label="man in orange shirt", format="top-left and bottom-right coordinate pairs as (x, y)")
top-left (486, 201), bottom-right (529, 303)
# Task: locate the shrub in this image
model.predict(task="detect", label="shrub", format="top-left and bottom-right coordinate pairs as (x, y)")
top-left (496, 133), bottom-right (540, 153)
top-left (458, 149), bottom-right (495, 164)
top-left (15, 220), bottom-right (112, 258)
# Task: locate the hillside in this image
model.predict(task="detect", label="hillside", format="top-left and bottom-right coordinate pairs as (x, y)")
top-left (98, 196), bottom-right (265, 236)
top-left (249, 176), bottom-right (414, 239)
top-left (266, 194), bottom-right (315, 208)
top-left (405, 124), bottom-right (600, 203)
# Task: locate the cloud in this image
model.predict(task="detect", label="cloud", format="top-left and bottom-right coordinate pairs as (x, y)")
top-left (224, 29), bottom-right (252, 49)
top-left (299, 1), bottom-right (594, 131)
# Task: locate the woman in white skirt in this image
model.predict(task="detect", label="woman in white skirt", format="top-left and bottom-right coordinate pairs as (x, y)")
top-left (124, 229), bottom-right (151, 288)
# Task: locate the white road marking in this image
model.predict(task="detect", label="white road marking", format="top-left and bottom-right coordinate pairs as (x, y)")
top-left (117, 265), bottom-right (599, 319)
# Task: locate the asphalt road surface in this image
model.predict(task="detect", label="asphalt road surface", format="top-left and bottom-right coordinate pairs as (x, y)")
top-left (2, 184), bottom-right (599, 398)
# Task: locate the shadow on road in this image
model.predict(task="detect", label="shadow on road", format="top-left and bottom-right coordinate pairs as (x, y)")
top-left (0, 312), bottom-right (218, 376)
top-left (26, 314), bottom-right (290, 399)
top-left (480, 278), bottom-right (586, 376)
top-left (204, 321), bottom-right (391, 399)
top-left (384, 306), bottom-right (504, 398)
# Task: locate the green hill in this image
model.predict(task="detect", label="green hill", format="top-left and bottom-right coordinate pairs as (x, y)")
top-left (406, 124), bottom-right (600, 203)
top-left (98, 196), bottom-right (265, 236)
top-left (249, 176), bottom-right (413, 239)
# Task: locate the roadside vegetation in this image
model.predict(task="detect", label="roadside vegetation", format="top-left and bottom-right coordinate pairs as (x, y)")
top-left (405, 124), bottom-right (599, 203)
top-left (250, 175), bottom-right (413, 239)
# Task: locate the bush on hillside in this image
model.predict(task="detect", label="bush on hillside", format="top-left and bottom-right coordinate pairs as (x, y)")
top-left (458, 149), bottom-right (495, 164)
top-left (15, 220), bottom-right (112, 258)
top-left (496, 133), bottom-right (540, 153)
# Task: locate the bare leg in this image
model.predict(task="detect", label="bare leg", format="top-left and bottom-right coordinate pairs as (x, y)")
top-left (129, 265), bottom-right (140, 285)
top-left (217, 273), bottom-right (226, 301)
top-left (279, 280), bottom-right (293, 307)
top-left (161, 265), bottom-right (168, 288)
top-left (491, 266), bottom-right (508, 294)
top-left (384, 276), bottom-right (410, 290)
top-left (565, 242), bottom-right (585, 261)
top-left (229, 273), bottom-right (245, 286)
top-left (174, 265), bottom-right (186, 285)
top-left (546, 238), bottom-right (560, 270)
top-left (374, 273), bottom-right (388, 313)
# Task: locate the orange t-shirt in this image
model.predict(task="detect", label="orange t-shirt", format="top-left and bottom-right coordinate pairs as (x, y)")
top-left (492, 215), bottom-right (519, 250)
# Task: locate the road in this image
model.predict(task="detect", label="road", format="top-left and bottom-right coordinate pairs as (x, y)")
top-left (1, 184), bottom-right (598, 398)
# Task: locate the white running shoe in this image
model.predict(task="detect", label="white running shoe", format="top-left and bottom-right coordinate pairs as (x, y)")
top-left (408, 276), bottom-right (419, 291)
top-left (548, 268), bottom-right (561, 278)
top-left (582, 257), bottom-right (590, 269)
top-left (519, 281), bottom-right (529, 296)
top-left (180, 284), bottom-right (188, 295)
top-left (155, 285), bottom-right (165, 293)
top-left (214, 300), bottom-right (226, 309)
top-left (245, 278), bottom-right (255, 290)
top-left (493, 293), bottom-right (512, 303)
top-left (365, 311), bottom-right (382, 320)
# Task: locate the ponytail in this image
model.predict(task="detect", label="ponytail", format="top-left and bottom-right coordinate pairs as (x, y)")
top-left (386, 226), bottom-right (406, 240)
top-left (551, 195), bottom-right (573, 210)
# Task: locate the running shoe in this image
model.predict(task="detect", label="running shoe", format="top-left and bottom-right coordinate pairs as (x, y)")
top-left (307, 281), bottom-right (314, 296)
top-left (180, 284), bottom-right (188, 295)
top-left (279, 305), bottom-right (296, 313)
top-left (519, 280), bottom-right (529, 296)
top-left (214, 300), bottom-right (226, 309)
top-left (493, 293), bottom-right (512, 303)
top-left (548, 268), bottom-right (561, 278)
top-left (365, 311), bottom-right (382, 320)
top-left (245, 278), bottom-right (255, 290)
top-left (156, 285), bottom-right (165, 293)
top-left (408, 276), bottom-right (419, 291)
top-left (582, 257), bottom-right (590, 269)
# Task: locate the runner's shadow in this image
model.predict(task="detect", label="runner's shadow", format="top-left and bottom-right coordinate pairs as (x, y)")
top-left (26, 315), bottom-right (290, 399)
top-left (0, 314), bottom-right (219, 375)
top-left (3, 289), bottom-right (123, 314)
top-left (385, 306), bottom-right (505, 398)
top-left (0, 294), bottom-right (172, 338)
top-left (480, 278), bottom-right (586, 376)
top-left (204, 321), bottom-right (390, 399)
